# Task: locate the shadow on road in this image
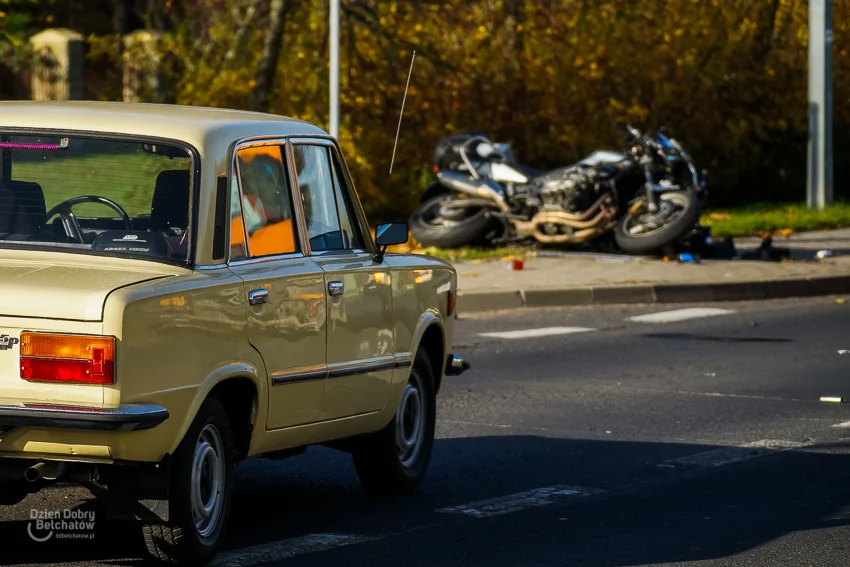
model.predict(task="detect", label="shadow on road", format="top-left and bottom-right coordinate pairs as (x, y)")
top-left (0, 435), bottom-right (849, 566)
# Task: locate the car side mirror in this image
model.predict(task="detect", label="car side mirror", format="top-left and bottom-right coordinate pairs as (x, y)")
top-left (374, 221), bottom-right (408, 263)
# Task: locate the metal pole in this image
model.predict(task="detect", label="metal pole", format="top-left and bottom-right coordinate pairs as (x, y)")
top-left (808, 0), bottom-right (833, 209)
top-left (329, 0), bottom-right (340, 139)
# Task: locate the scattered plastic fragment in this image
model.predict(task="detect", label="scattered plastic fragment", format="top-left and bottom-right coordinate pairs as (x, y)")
top-left (501, 256), bottom-right (524, 270)
top-left (820, 396), bottom-right (844, 403)
top-left (816, 249), bottom-right (834, 260)
top-left (678, 253), bottom-right (700, 263)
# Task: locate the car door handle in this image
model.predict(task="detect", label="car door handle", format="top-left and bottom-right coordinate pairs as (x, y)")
top-left (328, 281), bottom-right (344, 296)
top-left (248, 289), bottom-right (269, 306)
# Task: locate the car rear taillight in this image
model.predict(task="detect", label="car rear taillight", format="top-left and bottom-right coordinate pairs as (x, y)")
top-left (20, 333), bottom-right (116, 385)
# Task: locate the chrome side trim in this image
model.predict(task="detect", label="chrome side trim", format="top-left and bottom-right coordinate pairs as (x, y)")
top-left (272, 369), bottom-right (329, 385)
top-left (0, 403), bottom-right (169, 432)
top-left (393, 353), bottom-right (413, 368)
top-left (328, 360), bottom-right (397, 379)
top-left (195, 263), bottom-right (227, 270)
top-left (272, 358), bottom-right (409, 386)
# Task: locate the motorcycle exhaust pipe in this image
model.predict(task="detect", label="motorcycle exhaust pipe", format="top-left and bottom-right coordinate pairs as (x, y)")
top-left (435, 172), bottom-right (510, 213)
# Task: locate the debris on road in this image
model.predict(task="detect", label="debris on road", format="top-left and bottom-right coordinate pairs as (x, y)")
top-left (816, 249), bottom-right (834, 260)
top-left (501, 256), bottom-right (524, 270)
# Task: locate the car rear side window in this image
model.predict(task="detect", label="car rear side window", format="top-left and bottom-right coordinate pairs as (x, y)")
top-left (234, 144), bottom-right (298, 258)
top-left (292, 144), bottom-right (362, 253)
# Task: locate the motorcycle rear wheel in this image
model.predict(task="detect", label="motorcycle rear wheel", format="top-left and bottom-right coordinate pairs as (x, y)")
top-left (409, 194), bottom-right (495, 249)
top-left (614, 191), bottom-right (700, 255)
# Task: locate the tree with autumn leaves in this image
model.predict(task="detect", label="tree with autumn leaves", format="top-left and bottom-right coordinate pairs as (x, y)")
top-left (1, 0), bottom-right (848, 221)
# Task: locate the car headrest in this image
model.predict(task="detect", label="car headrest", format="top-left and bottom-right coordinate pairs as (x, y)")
top-left (91, 230), bottom-right (169, 258)
top-left (151, 169), bottom-right (191, 231)
top-left (0, 180), bottom-right (46, 235)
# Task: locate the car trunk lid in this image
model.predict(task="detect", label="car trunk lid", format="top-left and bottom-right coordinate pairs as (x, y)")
top-left (0, 253), bottom-right (181, 322)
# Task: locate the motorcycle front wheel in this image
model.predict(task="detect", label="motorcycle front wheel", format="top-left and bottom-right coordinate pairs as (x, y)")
top-left (409, 194), bottom-right (495, 249)
top-left (614, 190), bottom-right (700, 255)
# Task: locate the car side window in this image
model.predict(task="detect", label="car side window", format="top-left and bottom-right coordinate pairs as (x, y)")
top-left (234, 145), bottom-right (299, 258)
top-left (329, 149), bottom-right (364, 250)
top-left (292, 144), bottom-right (362, 253)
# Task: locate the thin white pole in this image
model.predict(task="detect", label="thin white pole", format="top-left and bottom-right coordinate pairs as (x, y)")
top-left (808, 0), bottom-right (833, 209)
top-left (329, 0), bottom-right (340, 139)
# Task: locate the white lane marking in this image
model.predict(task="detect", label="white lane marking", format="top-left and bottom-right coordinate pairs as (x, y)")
top-left (673, 390), bottom-right (807, 403)
top-left (832, 421), bottom-right (850, 428)
top-left (479, 326), bottom-right (596, 339)
top-left (659, 439), bottom-right (810, 470)
top-left (435, 485), bottom-right (604, 518)
top-left (628, 307), bottom-right (735, 324)
top-left (210, 533), bottom-right (378, 567)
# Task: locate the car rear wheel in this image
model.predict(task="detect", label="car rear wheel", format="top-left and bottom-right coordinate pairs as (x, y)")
top-left (352, 347), bottom-right (436, 494)
top-left (143, 397), bottom-right (234, 565)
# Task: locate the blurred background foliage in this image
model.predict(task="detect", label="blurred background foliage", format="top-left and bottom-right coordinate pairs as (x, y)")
top-left (0, 0), bottom-right (847, 222)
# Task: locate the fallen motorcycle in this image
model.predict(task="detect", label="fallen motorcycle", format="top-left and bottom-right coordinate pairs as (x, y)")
top-left (409, 124), bottom-right (706, 255)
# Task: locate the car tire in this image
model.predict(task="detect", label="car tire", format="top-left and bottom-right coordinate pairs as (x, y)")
top-left (352, 347), bottom-right (436, 494)
top-left (143, 397), bottom-right (235, 565)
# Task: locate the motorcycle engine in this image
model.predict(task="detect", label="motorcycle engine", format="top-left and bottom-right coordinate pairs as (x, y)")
top-left (537, 167), bottom-right (598, 213)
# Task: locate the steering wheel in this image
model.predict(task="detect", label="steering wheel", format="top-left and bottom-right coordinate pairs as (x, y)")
top-left (44, 195), bottom-right (133, 244)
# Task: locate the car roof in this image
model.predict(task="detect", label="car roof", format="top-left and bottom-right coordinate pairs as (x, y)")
top-left (0, 101), bottom-right (329, 149)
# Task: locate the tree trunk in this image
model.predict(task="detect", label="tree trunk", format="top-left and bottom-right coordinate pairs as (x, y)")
top-left (251, 0), bottom-right (288, 113)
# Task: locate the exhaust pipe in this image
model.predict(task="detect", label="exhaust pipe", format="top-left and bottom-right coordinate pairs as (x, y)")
top-left (25, 462), bottom-right (66, 482)
top-left (435, 172), bottom-right (511, 212)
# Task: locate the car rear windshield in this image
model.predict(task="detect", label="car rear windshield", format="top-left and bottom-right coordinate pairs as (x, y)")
top-left (0, 133), bottom-right (193, 264)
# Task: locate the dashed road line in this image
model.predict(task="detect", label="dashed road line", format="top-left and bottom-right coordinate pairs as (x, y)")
top-left (435, 485), bottom-right (605, 518)
top-left (831, 420), bottom-right (850, 428)
top-left (657, 439), bottom-right (811, 470)
top-left (210, 533), bottom-right (379, 567)
top-left (627, 307), bottom-right (735, 324)
top-left (479, 326), bottom-right (596, 339)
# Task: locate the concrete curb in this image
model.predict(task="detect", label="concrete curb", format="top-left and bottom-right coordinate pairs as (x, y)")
top-left (457, 274), bottom-right (850, 314)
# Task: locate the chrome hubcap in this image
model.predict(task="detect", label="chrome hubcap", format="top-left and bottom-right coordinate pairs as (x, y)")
top-left (396, 370), bottom-right (426, 468)
top-left (191, 424), bottom-right (225, 539)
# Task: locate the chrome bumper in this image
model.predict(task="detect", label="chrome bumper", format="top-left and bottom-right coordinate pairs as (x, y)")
top-left (445, 354), bottom-right (470, 376)
top-left (0, 403), bottom-right (169, 432)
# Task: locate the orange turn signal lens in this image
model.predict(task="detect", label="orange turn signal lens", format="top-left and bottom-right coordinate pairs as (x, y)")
top-left (20, 333), bottom-right (116, 385)
top-left (447, 290), bottom-right (457, 317)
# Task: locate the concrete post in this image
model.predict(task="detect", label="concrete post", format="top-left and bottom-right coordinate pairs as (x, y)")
top-left (29, 28), bottom-right (84, 100)
top-left (122, 31), bottom-right (161, 103)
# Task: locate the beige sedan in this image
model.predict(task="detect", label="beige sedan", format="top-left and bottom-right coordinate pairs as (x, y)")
top-left (0, 101), bottom-right (468, 564)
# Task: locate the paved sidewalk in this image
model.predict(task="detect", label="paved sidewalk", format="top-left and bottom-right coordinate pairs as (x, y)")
top-left (453, 229), bottom-right (850, 312)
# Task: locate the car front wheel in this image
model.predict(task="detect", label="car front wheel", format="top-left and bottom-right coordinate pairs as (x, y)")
top-left (143, 397), bottom-right (234, 565)
top-left (353, 347), bottom-right (436, 494)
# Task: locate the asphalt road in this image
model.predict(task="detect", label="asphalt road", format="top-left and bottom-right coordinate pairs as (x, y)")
top-left (5, 296), bottom-right (850, 566)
